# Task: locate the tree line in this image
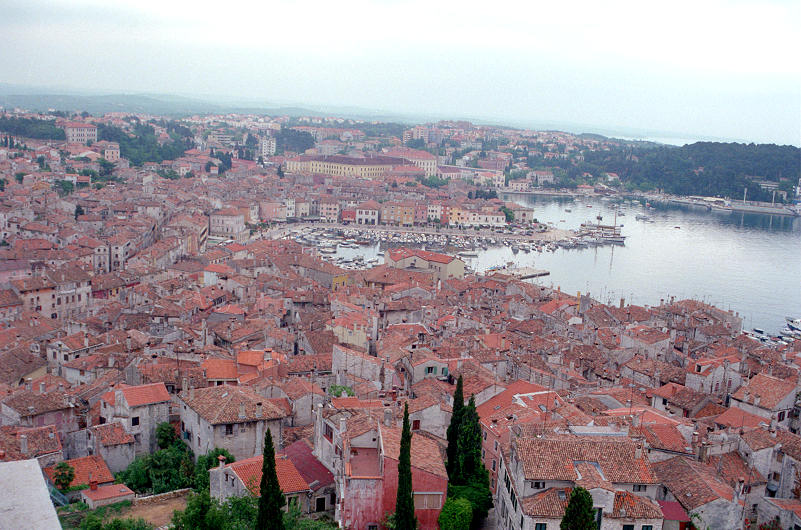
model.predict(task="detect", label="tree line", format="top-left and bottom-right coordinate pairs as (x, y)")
top-left (0, 115), bottom-right (66, 140)
top-left (97, 123), bottom-right (192, 167)
top-left (583, 142), bottom-right (800, 200)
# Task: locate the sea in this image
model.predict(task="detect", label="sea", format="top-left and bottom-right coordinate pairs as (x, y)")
top-left (333, 195), bottom-right (801, 335)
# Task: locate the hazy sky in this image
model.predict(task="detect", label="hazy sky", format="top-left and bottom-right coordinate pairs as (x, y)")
top-left (2, 0), bottom-right (799, 144)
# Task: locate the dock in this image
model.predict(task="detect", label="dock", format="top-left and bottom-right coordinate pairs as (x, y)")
top-left (486, 267), bottom-right (550, 279)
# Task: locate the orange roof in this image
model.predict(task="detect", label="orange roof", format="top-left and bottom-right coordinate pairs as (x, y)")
top-left (202, 358), bottom-right (238, 380)
top-left (122, 383), bottom-right (171, 407)
top-left (81, 483), bottom-right (134, 502)
top-left (226, 455), bottom-right (309, 494)
top-left (45, 455), bottom-right (114, 488)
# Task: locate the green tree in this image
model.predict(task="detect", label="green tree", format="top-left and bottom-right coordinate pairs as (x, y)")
top-left (53, 461), bottom-right (75, 490)
top-left (454, 396), bottom-right (482, 483)
top-left (193, 448), bottom-right (236, 491)
top-left (257, 430), bottom-right (285, 530)
top-left (156, 422), bottom-right (178, 449)
top-left (445, 376), bottom-right (465, 479)
top-left (448, 395), bottom-right (493, 528)
top-left (500, 206), bottom-right (515, 223)
top-left (560, 487), bottom-right (596, 530)
top-left (98, 158), bottom-right (115, 176)
top-left (394, 402), bottom-right (417, 530)
top-left (438, 497), bottom-right (473, 530)
top-left (74, 204), bottom-right (85, 220)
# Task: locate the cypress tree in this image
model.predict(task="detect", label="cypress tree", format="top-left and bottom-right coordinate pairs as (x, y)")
top-left (256, 430), bottom-right (285, 530)
top-left (394, 402), bottom-right (417, 530)
top-left (445, 375), bottom-right (464, 479)
top-left (455, 396), bottom-right (482, 484)
top-left (560, 487), bottom-right (596, 530)
top-left (448, 395), bottom-right (493, 527)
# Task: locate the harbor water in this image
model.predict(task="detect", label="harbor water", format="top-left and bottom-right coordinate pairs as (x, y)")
top-left (327, 195), bottom-right (800, 334)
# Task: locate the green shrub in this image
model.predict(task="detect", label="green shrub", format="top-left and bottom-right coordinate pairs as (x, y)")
top-left (438, 497), bottom-right (473, 530)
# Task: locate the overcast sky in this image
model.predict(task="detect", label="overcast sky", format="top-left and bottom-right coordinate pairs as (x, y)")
top-left (2, 0), bottom-right (799, 144)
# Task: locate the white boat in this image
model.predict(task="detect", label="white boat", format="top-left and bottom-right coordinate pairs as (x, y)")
top-left (786, 317), bottom-right (801, 332)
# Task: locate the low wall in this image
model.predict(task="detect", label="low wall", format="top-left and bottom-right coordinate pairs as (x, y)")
top-left (133, 488), bottom-right (191, 506)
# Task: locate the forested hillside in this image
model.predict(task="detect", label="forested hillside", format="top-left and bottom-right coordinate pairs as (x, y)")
top-left (584, 142), bottom-right (800, 199)
top-left (98, 123), bottom-right (192, 166)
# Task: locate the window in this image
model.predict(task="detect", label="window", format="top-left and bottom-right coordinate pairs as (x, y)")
top-left (492, 460), bottom-right (496, 471)
top-left (413, 493), bottom-right (441, 510)
top-left (324, 423), bottom-right (333, 441)
top-left (426, 366), bottom-right (435, 375)
top-left (633, 484), bottom-right (646, 492)
top-left (779, 411), bottom-right (786, 422)
top-left (225, 424), bottom-right (233, 436)
top-left (535, 524), bottom-right (548, 530)
top-left (776, 452), bottom-right (784, 463)
top-left (367, 525), bottom-right (379, 530)
top-left (316, 497), bottom-right (326, 512)
top-left (641, 526), bottom-right (653, 530)
top-left (131, 416), bottom-right (140, 426)
top-left (622, 526), bottom-right (634, 530)
top-left (532, 481), bottom-right (545, 489)
top-left (494, 440), bottom-right (498, 451)
top-left (412, 420), bottom-right (420, 431)
top-left (662, 398), bottom-right (668, 406)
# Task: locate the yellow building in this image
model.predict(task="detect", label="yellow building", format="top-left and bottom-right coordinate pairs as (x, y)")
top-left (285, 155), bottom-right (409, 179)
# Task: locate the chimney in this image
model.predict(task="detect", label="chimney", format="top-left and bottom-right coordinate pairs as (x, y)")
top-left (238, 402), bottom-right (246, 419)
top-left (182, 377), bottom-right (188, 392)
top-left (692, 431), bottom-right (699, 448)
top-left (39, 382), bottom-right (46, 394)
top-left (620, 298), bottom-right (625, 309)
top-left (84, 334), bottom-right (89, 348)
top-left (634, 443), bottom-right (642, 459)
top-left (19, 434), bottom-right (28, 455)
top-left (108, 356), bottom-right (114, 368)
top-left (383, 407), bottom-right (393, 427)
top-left (217, 455), bottom-right (227, 468)
top-left (89, 480), bottom-right (98, 491)
top-left (699, 441), bottom-right (708, 462)
top-left (190, 386), bottom-right (195, 400)
top-left (58, 383), bottom-right (64, 393)
top-left (339, 418), bottom-right (347, 434)
top-left (25, 378), bottom-right (32, 391)
top-left (754, 394), bottom-right (761, 407)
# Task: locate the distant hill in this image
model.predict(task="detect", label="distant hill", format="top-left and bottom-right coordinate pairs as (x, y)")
top-left (0, 90), bottom-right (411, 122)
top-left (584, 142), bottom-right (800, 199)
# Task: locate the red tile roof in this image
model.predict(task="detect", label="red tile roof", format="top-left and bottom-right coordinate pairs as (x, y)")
top-left (44, 455), bottom-right (114, 488)
top-left (121, 383), bottom-right (171, 407)
top-left (81, 483), bottom-right (134, 502)
top-left (226, 454), bottom-right (309, 494)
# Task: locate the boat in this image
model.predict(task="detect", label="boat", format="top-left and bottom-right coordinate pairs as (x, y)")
top-left (511, 246), bottom-right (520, 253)
top-left (596, 215), bottom-right (603, 221)
top-left (787, 317), bottom-right (801, 332)
top-left (564, 208), bottom-right (572, 213)
top-left (319, 246), bottom-right (336, 254)
top-left (635, 214), bottom-right (651, 221)
top-left (458, 250), bottom-right (479, 257)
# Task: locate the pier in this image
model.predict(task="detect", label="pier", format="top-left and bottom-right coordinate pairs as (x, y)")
top-left (486, 267), bottom-right (550, 279)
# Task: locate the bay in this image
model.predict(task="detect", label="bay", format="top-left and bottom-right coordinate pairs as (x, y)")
top-left (330, 195), bottom-right (801, 335)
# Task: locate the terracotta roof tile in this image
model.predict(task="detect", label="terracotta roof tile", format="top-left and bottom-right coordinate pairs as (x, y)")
top-left (180, 385), bottom-right (287, 425)
top-left (44, 455), bottom-right (114, 487)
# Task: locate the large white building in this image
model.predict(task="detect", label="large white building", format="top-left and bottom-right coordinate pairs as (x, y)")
top-left (64, 122), bottom-right (98, 144)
